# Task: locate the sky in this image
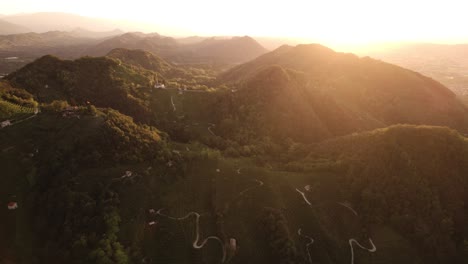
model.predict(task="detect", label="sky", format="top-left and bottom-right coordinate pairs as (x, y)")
top-left (2, 0), bottom-right (468, 48)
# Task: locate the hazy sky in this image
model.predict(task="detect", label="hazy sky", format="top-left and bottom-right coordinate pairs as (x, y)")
top-left (2, 0), bottom-right (468, 46)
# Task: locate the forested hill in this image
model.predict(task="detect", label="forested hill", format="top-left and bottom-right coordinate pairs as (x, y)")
top-left (287, 125), bottom-right (468, 263)
top-left (106, 48), bottom-right (173, 74)
top-left (4, 55), bottom-right (156, 122)
top-left (216, 44), bottom-right (468, 141)
top-left (86, 33), bottom-right (268, 64)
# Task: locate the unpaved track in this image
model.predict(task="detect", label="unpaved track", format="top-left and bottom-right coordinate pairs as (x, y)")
top-left (338, 202), bottom-right (358, 216)
top-left (349, 238), bottom-right (376, 264)
top-left (297, 228), bottom-right (314, 263)
top-left (156, 209), bottom-right (226, 263)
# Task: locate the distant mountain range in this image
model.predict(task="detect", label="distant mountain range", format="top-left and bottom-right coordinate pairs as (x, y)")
top-left (0, 19), bottom-right (30, 35)
top-left (1, 12), bottom-right (122, 33)
top-left (0, 30), bottom-right (269, 78)
top-left (85, 33), bottom-right (268, 64)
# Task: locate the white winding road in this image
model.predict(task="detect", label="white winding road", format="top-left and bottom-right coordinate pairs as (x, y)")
top-left (349, 238), bottom-right (376, 264)
top-left (1, 111), bottom-right (38, 130)
top-left (295, 188), bottom-right (313, 206)
top-left (170, 96), bottom-right (176, 111)
top-left (338, 202), bottom-right (358, 216)
top-left (156, 209), bottom-right (226, 263)
top-left (207, 124), bottom-right (216, 136)
top-left (223, 179), bottom-right (264, 214)
top-left (295, 186), bottom-right (376, 264)
top-left (297, 228), bottom-right (314, 264)
top-left (239, 179), bottom-right (264, 196)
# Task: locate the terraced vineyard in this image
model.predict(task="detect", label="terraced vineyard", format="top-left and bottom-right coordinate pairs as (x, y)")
top-left (0, 99), bottom-right (36, 120)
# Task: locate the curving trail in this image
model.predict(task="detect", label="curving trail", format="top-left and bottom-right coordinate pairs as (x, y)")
top-left (236, 168), bottom-right (241, 174)
top-left (170, 96), bottom-right (176, 111)
top-left (239, 179), bottom-right (264, 196)
top-left (2, 112), bottom-right (38, 130)
top-left (207, 124), bottom-right (216, 136)
top-left (338, 202), bottom-right (358, 216)
top-left (223, 179), bottom-right (264, 214)
top-left (297, 228), bottom-right (314, 264)
top-left (294, 186), bottom-right (376, 264)
top-left (156, 209), bottom-right (226, 263)
top-left (295, 188), bottom-right (312, 206)
top-left (348, 238), bottom-right (376, 264)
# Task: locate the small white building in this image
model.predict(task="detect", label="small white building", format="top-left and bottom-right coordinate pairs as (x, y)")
top-left (121, 171), bottom-right (133, 178)
top-left (229, 238), bottom-right (237, 251)
top-left (148, 221), bottom-right (157, 226)
top-left (1, 120), bottom-right (11, 128)
top-left (154, 84), bottom-right (165, 89)
top-left (166, 161), bottom-right (173, 167)
top-left (7, 202), bottom-right (18, 210)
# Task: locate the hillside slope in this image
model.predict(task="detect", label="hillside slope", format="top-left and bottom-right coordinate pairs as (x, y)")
top-left (218, 44), bottom-right (468, 141)
top-left (0, 19), bottom-right (30, 35)
top-left (106, 48), bottom-right (172, 74)
top-left (0, 109), bottom-right (167, 263)
top-left (294, 125), bottom-right (468, 263)
top-left (87, 33), bottom-right (268, 64)
top-left (5, 55), bottom-right (156, 122)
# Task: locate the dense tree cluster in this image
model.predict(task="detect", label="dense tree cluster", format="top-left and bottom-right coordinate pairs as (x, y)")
top-left (259, 207), bottom-right (302, 264)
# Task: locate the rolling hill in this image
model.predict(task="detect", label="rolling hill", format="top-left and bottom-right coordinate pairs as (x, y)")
top-left (85, 32), bottom-right (178, 57)
top-left (216, 44), bottom-right (468, 142)
top-left (106, 47), bottom-right (173, 74)
top-left (4, 55), bottom-right (156, 122)
top-left (0, 108), bottom-right (169, 263)
top-left (0, 31), bottom-right (101, 56)
top-left (0, 19), bottom-right (30, 35)
top-left (86, 33), bottom-right (268, 64)
top-left (173, 36), bottom-right (268, 64)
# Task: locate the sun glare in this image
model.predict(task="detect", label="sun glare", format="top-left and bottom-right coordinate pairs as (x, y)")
top-left (3, 0), bottom-right (468, 49)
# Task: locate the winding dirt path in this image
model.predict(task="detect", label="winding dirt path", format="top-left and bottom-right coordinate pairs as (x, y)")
top-left (170, 96), bottom-right (176, 111)
top-left (295, 188), bottom-right (313, 206)
top-left (349, 238), bottom-right (376, 264)
top-left (156, 209), bottom-right (226, 263)
top-left (1, 112), bottom-right (37, 130)
top-left (223, 179), bottom-right (264, 214)
top-left (239, 179), bottom-right (264, 196)
top-left (207, 124), bottom-right (216, 136)
top-left (297, 228), bottom-right (314, 264)
top-left (295, 186), bottom-right (376, 263)
top-left (338, 202), bottom-right (358, 216)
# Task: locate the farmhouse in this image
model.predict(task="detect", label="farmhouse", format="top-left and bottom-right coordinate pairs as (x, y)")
top-left (1, 120), bottom-right (11, 128)
top-left (230, 238), bottom-right (237, 249)
top-left (7, 202), bottom-right (18, 210)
